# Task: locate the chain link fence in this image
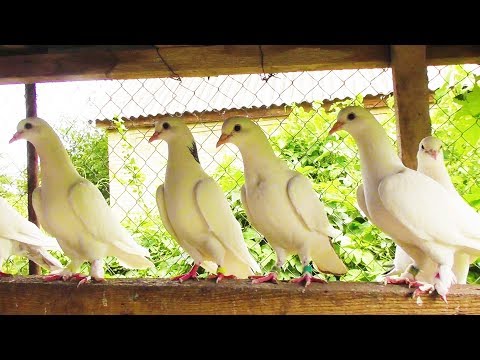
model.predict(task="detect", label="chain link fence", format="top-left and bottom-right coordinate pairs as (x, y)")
top-left (1, 64), bottom-right (480, 282)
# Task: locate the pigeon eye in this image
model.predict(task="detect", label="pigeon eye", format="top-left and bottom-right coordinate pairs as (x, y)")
top-left (234, 124), bottom-right (241, 132)
top-left (347, 113), bottom-right (356, 121)
top-left (24, 123), bottom-right (32, 129)
top-left (162, 122), bottom-right (170, 130)
top-left (421, 145), bottom-right (425, 150)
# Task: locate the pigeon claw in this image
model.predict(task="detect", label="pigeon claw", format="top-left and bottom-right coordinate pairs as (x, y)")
top-left (171, 264), bottom-right (199, 283)
top-left (249, 272), bottom-right (278, 284)
top-left (291, 273), bottom-right (326, 288)
top-left (208, 273), bottom-right (237, 283)
top-left (171, 272), bottom-right (197, 283)
top-left (385, 276), bottom-right (410, 285)
top-left (43, 274), bottom-right (64, 282)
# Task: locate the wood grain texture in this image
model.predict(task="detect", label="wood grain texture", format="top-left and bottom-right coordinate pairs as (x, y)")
top-left (1, 277), bottom-right (479, 314)
top-left (0, 45), bottom-right (390, 84)
top-left (391, 45), bottom-right (432, 170)
top-left (25, 83), bottom-right (41, 276)
top-left (0, 45), bottom-right (478, 85)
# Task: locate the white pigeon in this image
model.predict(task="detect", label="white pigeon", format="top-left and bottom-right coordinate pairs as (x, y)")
top-left (216, 117), bottom-right (347, 287)
top-left (9, 117), bottom-right (154, 284)
top-left (387, 136), bottom-right (478, 284)
top-left (149, 119), bottom-right (260, 282)
top-left (0, 197), bottom-right (63, 275)
top-left (330, 106), bottom-right (480, 301)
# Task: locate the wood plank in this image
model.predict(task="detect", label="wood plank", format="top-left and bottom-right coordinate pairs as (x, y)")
top-left (0, 45), bottom-right (391, 85)
top-left (427, 45), bottom-right (480, 65)
top-left (0, 45), bottom-right (478, 85)
top-left (0, 277), bottom-right (478, 315)
top-left (391, 45), bottom-right (431, 169)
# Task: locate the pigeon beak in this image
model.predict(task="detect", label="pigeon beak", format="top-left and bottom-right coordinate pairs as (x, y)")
top-left (9, 131), bottom-right (24, 144)
top-left (216, 133), bottom-right (232, 148)
top-left (149, 131), bottom-right (161, 143)
top-left (427, 150), bottom-right (438, 160)
top-left (328, 121), bottom-right (344, 135)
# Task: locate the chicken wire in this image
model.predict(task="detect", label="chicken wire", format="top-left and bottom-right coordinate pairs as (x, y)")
top-left (1, 64), bottom-right (479, 282)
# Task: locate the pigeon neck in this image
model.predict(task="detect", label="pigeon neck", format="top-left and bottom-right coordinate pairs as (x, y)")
top-left (351, 122), bottom-right (405, 183)
top-left (35, 135), bottom-right (79, 181)
top-left (167, 140), bottom-right (202, 170)
top-left (236, 136), bottom-right (279, 171)
top-left (418, 160), bottom-right (456, 193)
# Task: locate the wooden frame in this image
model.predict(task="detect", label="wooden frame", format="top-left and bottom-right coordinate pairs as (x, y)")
top-left (0, 45), bottom-right (479, 85)
top-left (1, 44), bottom-right (478, 314)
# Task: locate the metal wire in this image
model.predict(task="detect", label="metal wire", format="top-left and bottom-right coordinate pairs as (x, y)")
top-left (1, 64), bottom-right (479, 283)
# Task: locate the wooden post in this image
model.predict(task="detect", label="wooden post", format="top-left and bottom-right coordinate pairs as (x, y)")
top-left (391, 45), bottom-right (432, 169)
top-left (25, 83), bottom-right (41, 275)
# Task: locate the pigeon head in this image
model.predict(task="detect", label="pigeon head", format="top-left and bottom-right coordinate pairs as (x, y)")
top-left (329, 106), bottom-right (377, 136)
top-left (216, 117), bottom-right (264, 148)
top-left (149, 119), bottom-right (193, 144)
top-left (9, 117), bottom-right (53, 145)
top-left (418, 136), bottom-right (444, 162)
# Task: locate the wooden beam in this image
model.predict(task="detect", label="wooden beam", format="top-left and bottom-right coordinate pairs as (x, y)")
top-left (1, 277), bottom-right (478, 314)
top-left (427, 45), bottom-right (480, 65)
top-left (0, 45), bottom-right (391, 85)
top-left (0, 45), bottom-right (478, 85)
top-left (391, 45), bottom-right (431, 169)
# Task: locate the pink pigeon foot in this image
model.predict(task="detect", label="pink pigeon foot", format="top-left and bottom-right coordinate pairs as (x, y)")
top-left (0, 271), bottom-right (12, 277)
top-left (291, 272), bottom-right (326, 287)
top-left (66, 273), bottom-right (91, 287)
top-left (290, 265), bottom-right (326, 288)
top-left (385, 276), bottom-right (410, 285)
top-left (249, 272), bottom-right (278, 284)
top-left (43, 274), bottom-right (64, 282)
top-left (171, 264), bottom-right (199, 283)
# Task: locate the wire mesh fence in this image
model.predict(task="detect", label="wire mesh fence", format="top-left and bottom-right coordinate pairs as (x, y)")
top-left (1, 64), bottom-right (480, 282)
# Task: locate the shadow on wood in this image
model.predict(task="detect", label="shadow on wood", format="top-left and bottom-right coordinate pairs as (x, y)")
top-left (1, 277), bottom-right (479, 314)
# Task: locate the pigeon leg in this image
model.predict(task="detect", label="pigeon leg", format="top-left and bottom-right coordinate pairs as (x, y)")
top-left (171, 263), bottom-right (200, 283)
top-left (432, 265), bottom-right (457, 303)
top-left (90, 259), bottom-right (105, 282)
top-left (208, 266), bottom-right (237, 283)
top-left (0, 271), bottom-right (12, 277)
top-left (291, 264), bottom-right (326, 288)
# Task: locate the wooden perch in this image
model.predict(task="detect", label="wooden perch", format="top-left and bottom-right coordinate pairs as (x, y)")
top-left (1, 277), bottom-right (479, 314)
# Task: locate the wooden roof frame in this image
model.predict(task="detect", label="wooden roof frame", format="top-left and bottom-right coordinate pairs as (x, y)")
top-left (0, 45), bottom-right (479, 85)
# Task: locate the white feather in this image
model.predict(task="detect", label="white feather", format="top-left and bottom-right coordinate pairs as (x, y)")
top-left (11, 117), bottom-right (154, 278)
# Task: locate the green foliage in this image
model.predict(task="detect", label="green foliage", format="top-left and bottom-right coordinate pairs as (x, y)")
top-left (5, 65), bottom-right (480, 285)
top-left (428, 66), bottom-right (480, 283)
top-left (59, 123), bottom-right (110, 201)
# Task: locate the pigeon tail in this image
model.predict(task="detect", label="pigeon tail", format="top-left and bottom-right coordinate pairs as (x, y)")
top-left (311, 236), bottom-right (348, 275)
top-left (26, 246), bottom-right (63, 271)
top-left (221, 251), bottom-right (256, 279)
